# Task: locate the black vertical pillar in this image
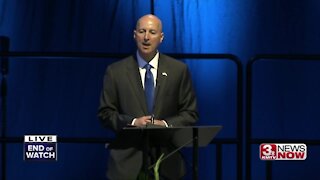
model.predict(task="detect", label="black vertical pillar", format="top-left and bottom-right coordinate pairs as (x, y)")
top-left (0, 36), bottom-right (9, 180)
top-left (143, 129), bottom-right (150, 180)
top-left (150, 0), bottom-right (154, 15)
top-left (192, 128), bottom-right (199, 180)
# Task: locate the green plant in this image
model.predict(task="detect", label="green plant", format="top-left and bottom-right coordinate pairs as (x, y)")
top-left (137, 153), bottom-right (165, 180)
top-left (153, 153), bottom-right (165, 180)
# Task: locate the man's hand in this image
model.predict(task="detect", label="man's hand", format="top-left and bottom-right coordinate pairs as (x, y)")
top-left (133, 116), bottom-right (152, 127)
top-left (153, 120), bottom-right (166, 126)
top-left (133, 116), bottom-right (167, 127)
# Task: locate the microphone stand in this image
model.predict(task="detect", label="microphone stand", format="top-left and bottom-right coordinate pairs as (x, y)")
top-left (0, 36), bottom-right (9, 180)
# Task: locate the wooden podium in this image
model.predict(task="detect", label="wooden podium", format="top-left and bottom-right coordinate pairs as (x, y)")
top-left (123, 125), bottom-right (222, 180)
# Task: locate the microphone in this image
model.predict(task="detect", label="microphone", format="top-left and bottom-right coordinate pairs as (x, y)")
top-left (151, 114), bottom-right (155, 124)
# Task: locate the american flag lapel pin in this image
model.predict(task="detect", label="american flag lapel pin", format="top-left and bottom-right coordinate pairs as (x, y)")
top-left (162, 72), bottom-right (168, 77)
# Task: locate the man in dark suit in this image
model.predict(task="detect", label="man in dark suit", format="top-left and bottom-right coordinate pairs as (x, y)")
top-left (98, 14), bottom-right (198, 180)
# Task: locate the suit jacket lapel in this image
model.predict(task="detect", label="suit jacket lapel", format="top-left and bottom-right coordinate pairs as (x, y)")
top-left (154, 55), bottom-right (168, 116)
top-left (126, 56), bottom-right (148, 114)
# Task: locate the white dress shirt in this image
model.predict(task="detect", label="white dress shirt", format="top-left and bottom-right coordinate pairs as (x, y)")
top-left (136, 51), bottom-right (158, 89)
top-left (131, 51), bottom-right (168, 127)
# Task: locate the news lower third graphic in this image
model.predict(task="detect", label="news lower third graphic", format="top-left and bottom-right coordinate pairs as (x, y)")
top-left (24, 135), bottom-right (57, 161)
top-left (260, 143), bottom-right (307, 160)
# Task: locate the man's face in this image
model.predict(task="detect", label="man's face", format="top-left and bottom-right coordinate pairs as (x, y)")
top-left (134, 16), bottom-right (164, 60)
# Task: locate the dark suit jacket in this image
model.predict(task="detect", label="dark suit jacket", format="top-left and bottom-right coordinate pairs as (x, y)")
top-left (98, 54), bottom-right (198, 179)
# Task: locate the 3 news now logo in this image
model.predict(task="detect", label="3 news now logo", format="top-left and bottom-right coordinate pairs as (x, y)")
top-left (260, 143), bottom-right (307, 160)
top-left (24, 135), bottom-right (57, 161)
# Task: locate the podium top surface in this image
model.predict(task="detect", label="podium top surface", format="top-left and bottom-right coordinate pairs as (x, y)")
top-left (124, 125), bottom-right (222, 130)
